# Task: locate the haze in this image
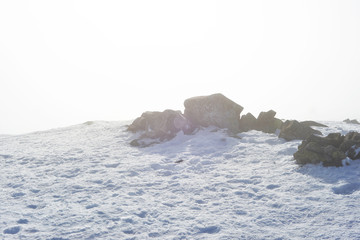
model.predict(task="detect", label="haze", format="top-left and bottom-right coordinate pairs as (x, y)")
top-left (1, 0), bottom-right (359, 134)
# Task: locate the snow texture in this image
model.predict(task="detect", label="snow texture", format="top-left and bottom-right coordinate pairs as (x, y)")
top-left (1, 121), bottom-right (360, 239)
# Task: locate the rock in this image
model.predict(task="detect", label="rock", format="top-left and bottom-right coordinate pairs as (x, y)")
top-left (322, 145), bottom-right (347, 167)
top-left (294, 141), bottom-right (345, 167)
top-left (255, 110), bottom-right (283, 134)
top-left (128, 109), bottom-right (194, 146)
top-left (279, 120), bottom-right (322, 141)
top-left (347, 144), bottom-right (360, 160)
top-left (294, 133), bottom-right (347, 167)
top-left (339, 132), bottom-right (360, 156)
top-left (298, 133), bottom-right (343, 148)
top-left (258, 109), bottom-right (276, 120)
top-left (300, 121), bottom-right (328, 128)
top-left (239, 112), bottom-right (257, 132)
top-left (293, 147), bottom-right (323, 165)
top-left (184, 93), bottom-right (243, 133)
top-left (293, 132), bottom-right (360, 167)
top-left (343, 119), bottom-right (360, 125)
top-left (321, 133), bottom-right (344, 148)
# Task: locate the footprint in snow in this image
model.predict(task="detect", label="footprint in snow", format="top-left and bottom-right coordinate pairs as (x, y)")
top-left (235, 210), bottom-right (247, 215)
top-left (7, 183), bottom-right (23, 189)
top-left (123, 229), bottom-right (135, 234)
top-left (0, 154), bottom-right (12, 159)
top-left (197, 226), bottom-right (221, 234)
top-left (148, 232), bottom-right (160, 237)
top-left (27, 204), bottom-right (38, 209)
top-left (3, 226), bottom-right (21, 234)
top-left (266, 184), bottom-right (280, 190)
top-left (332, 183), bottom-right (360, 195)
top-left (30, 189), bottom-right (40, 193)
top-left (134, 211), bottom-right (147, 218)
top-left (11, 192), bottom-right (26, 198)
top-left (123, 218), bottom-right (135, 223)
top-left (25, 228), bottom-right (39, 233)
top-left (17, 219), bottom-right (29, 224)
top-left (85, 204), bottom-right (99, 209)
top-left (104, 163), bottom-right (120, 168)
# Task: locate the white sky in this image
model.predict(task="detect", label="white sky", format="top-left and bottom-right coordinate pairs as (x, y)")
top-left (1, 0), bottom-right (360, 134)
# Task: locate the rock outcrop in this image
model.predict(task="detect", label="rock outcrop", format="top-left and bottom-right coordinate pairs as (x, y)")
top-left (279, 120), bottom-right (322, 141)
top-left (184, 93), bottom-right (243, 133)
top-left (127, 93), bottom-right (337, 157)
top-left (128, 109), bottom-right (193, 147)
top-left (343, 119), bottom-right (360, 125)
top-left (254, 110), bottom-right (283, 134)
top-left (294, 132), bottom-right (360, 167)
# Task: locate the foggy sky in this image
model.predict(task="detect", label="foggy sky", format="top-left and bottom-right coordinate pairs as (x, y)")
top-left (1, 0), bottom-right (360, 134)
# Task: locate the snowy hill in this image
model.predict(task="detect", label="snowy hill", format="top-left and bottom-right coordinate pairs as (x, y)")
top-left (1, 121), bottom-right (360, 239)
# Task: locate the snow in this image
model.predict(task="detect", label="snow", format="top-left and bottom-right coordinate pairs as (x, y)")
top-left (1, 121), bottom-right (360, 239)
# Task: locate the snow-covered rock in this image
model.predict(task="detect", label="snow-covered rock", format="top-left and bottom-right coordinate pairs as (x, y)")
top-left (127, 109), bottom-right (193, 147)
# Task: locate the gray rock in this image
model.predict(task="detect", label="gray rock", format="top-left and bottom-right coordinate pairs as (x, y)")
top-left (255, 110), bottom-right (283, 134)
top-left (343, 119), bottom-right (360, 125)
top-left (339, 132), bottom-right (360, 156)
top-left (184, 93), bottom-right (243, 133)
top-left (300, 121), bottom-right (328, 128)
top-left (347, 144), bottom-right (360, 160)
top-left (239, 112), bottom-right (257, 132)
top-left (294, 132), bottom-right (360, 167)
top-left (279, 120), bottom-right (322, 141)
top-left (128, 109), bottom-right (194, 146)
top-left (294, 133), bottom-right (346, 167)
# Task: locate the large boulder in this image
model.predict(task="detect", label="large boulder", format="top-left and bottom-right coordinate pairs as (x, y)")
top-left (279, 120), bottom-right (322, 141)
top-left (255, 110), bottom-right (283, 134)
top-left (294, 131), bottom-right (360, 167)
top-left (128, 109), bottom-right (194, 146)
top-left (184, 93), bottom-right (243, 133)
top-left (239, 112), bottom-right (257, 132)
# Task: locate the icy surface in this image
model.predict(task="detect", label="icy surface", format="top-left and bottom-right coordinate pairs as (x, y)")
top-left (1, 121), bottom-right (360, 239)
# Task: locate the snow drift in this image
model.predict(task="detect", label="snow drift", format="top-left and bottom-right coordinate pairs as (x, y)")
top-left (1, 121), bottom-right (360, 239)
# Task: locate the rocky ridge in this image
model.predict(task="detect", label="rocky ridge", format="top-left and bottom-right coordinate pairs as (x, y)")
top-left (127, 93), bottom-right (360, 167)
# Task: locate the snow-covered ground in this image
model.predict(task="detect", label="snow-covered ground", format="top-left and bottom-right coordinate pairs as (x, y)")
top-left (1, 121), bottom-right (360, 239)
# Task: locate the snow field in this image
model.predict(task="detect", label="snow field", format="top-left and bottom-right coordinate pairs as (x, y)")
top-left (1, 121), bottom-right (360, 239)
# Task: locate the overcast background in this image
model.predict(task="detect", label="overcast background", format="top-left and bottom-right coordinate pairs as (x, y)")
top-left (1, 0), bottom-right (359, 134)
